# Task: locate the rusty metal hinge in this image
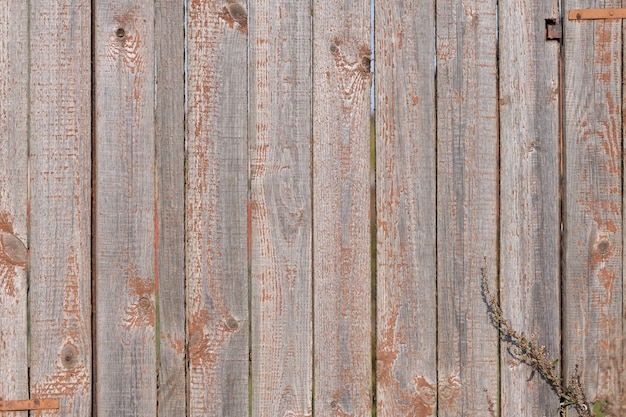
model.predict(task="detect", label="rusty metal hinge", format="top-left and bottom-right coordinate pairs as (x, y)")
top-left (546, 18), bottom-right (562, 41)
top-left (569, 8), bottom-right (626, 20)
top-left (0, 399), bottom-right (60, 411)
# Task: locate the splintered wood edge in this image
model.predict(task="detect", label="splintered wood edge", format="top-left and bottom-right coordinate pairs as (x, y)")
top-left (0, 399), bottom-right (60, 410)
top-left (569, 8), bottom-right (626, 20)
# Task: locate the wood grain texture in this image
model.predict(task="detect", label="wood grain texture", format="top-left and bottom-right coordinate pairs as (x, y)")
top-left (155, 0), bottom-right (186, 415)
top-left (28, 1), bottom-right (92, 416)
top-left (0, 1), bottom-right (28, 415)
top-left (435, 0), bottom-right (499, 415)
top-left (186, 0), bottom-right (248, 415)
top-left (93, 2), bottom-right (157, 415)
top-left (249, 0), bottom-right (313, 415)
top-left (313, 1), bottom-right (372, 415)
top-left (563, 0), bottom-right (623, 411)
top-left (374, 0), bottom-right (437, 416)
top-left (498, 0), bottom-right (562, 415)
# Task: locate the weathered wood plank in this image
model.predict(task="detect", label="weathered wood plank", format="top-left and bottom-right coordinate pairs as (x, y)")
top-left (0, 1), bottom-right (28, 416)
top-left (499, 0), bottom-right (562, 415)
top-left (155, 0), bottom-right (186, 415)
top-left (435, 0), bottom-right (499, 415)
top-left (93, 2), bottom-right (157, 415)
top-left (313, 1), bottom-right (372, 415)
top-left (374, 0), bottom-right (437, 415)
top-left (249, 0), bottom-right (312, 416)
top-left (564, 0), bottom-right (623, 412)
top-left (186, 1), bottom-right (249, 415)
top-left (28, 1), bottom-right (92, 416)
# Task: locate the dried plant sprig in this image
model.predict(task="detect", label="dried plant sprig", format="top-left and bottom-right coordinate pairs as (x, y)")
top-left (480, 264), bottom-right (592, 417)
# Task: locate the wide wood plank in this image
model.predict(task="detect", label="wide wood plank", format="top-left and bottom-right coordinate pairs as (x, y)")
top-left (0, 1), bottom-right (29, 416)
top-left (564, 0), bottom-right (623, 412)
top-left (249, 0), bottom-right (312, 415)
top-left (498, 0), bottom-right (562, 415)
top-left (28, 1), bottom-right (92, 416)
top-left (155, 0), bottom-right (186, 415)
top-left (374, 0), bottom-right (437, 415)
top-left (436, 0), bottom-right (499, 415)
top-left (186, 0), bottom-right (249, 415)
top-left (313, 1), bottom-right (372, 415)
top-left (93, 2), bottom-right (157, 415)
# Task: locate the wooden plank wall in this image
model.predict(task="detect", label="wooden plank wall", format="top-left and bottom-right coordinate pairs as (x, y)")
top-left (186, 0), bottom-right (249, 415)
top-left (499, 0), bottom-right (561, 415)
top-left (0, 2), bottom-right (28, 417)
top-left (29, 1), bottom-right (92, 416)
top-left (375, 0), bottom-right (437, 416)
top-left (249, 0), bottom-right (312, 414)
top-left (3, 0), bottom-right (626, 416)
top-left (564, 0), bottom-right (624, 414)
top-left (313, 1), bottom-right (372, 415)
top-left (436, 0), bottom-right (500, 415)
top-left (155, 0), bottom-right (186, 415)
top-left (93, 2), bottom-right (157, 415)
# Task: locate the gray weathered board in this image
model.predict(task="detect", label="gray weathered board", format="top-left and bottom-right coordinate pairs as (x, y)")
top-left (0, 1), bottom-right (624, 416)
top-left (499, 0), bottom-right (561, 415)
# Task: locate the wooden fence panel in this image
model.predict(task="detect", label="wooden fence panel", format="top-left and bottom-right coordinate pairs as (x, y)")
top-left (564, 0), bottom-right (624, 412)
top-left (0, 1), bottom-right (28, 415)
top-left (249, 0), bottom-right (313, 415)
top-left (374, 0), bottom-right (437, 416)
top-left (499, 0), bottom-right (561, 415)
top-left (436, 0), bottom-right (499, 415)
top-left (186, 0), bottom-right (249, 415)
top-left (313, 0), bottom-right (372, 415)
top-left (155, 0), bottom-right (186, 415)
top-left (93, 2), bottom-right (157, 415)
top-left (29, 1), bottom-right (92, 416)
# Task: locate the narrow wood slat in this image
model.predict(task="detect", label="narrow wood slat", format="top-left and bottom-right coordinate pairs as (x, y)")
top-left (499, 0), bottom-right (562, 415)
top-left (0, 399), bottom-right (60, 411)
top-left (564, 0), bottom-right (623, 412)
top-left (186, 0), bottom-right (249, 415)
top-left (28, 2), bottom-right (92, 416)
top-left (155, 0), bottom-right (186, 415)
top-left (0, 1), bottom-right (29, 416)
top-left (313, 0), bottom-right (372, 415)
top-left (249, 0), bottom-right (313, 415)
top-left (569, 8), bottom-right (626, 20)
top-left (93, 2), bottom-right (157, 415)
top-left (374, 0), bottom-right (437, 415)
top-left (436, 0), bottom-right (499, 415)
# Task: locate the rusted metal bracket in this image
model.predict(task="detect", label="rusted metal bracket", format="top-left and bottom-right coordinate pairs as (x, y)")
top-left (0, 399), bottom-right (60, 411)
top-left (569, 8), bottom-right (626, 20)
top-left (546, 18), bottom-right (562, 41)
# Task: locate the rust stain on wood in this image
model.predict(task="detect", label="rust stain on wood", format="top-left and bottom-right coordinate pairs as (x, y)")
top-left (218, 3), bottom-right (247, 34)
top-left (0, 212), bottom-right (25, 299)
top-left (437, 372), bottom-right (462, 411)
top-left (187, 307), bottom-right (240, 414)
top-left (0, 212), bottom-right (26, 268)
top-left (121, 265), bottom-right (156, 332)
top-left (377, 311), bottom-right (435, 416)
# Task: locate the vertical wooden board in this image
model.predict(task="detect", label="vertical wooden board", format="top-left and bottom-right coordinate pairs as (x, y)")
top-left (28, 1), bottom-right (92, 416)
top-left (186, 1), bottom-right (248, 415)
top-left (93, 2), bottom-right (157, 415)
top-left (498, 0), bottom-right (562, 415)
top-left (0, 1), bottom-right (28, 415)
top-left (563, 0), bottom-right (623, 411)
top-left (155, 0), bottom-right (186, 415)
top-left (374, 0), bottom-right (437, 416)
top-left (249, 0), bottom-right (312, 415)
top-left (436, 0), bottom-right (499, 415)
top-left (313, 0), bottom-right (372, 415)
